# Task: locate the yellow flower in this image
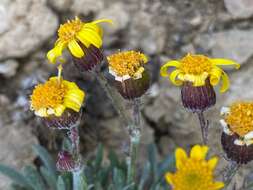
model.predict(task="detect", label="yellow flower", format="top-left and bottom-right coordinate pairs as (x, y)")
top-left (220, 102), bottom-right (253, 146)
top-left (30, 77), bottom-right (85, 117)
top-left (165, 145), bottom-right (224, 190)
top-left (107, 50), bottom-right (148, 80)
top-left (47, 17), bottom-right (113, 64)
top-left (160, 53), bottom-right (240, 93)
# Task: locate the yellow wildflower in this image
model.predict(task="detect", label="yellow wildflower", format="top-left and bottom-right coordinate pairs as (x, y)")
top-left (165, 145), bottom-right (224, 190)
top-left (30, 77), bottom-right (85, 117)
top-left (107, 50), bottom-right (148, 80)
top-left (160, 53), bottom-right (240, 93)
top-left (47, 17), bottom-right (112, 64)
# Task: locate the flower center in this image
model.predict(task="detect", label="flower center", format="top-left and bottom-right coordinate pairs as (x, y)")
top-left (173, 160), bottom-right (215, 190)
top-left (58, 17), bottom-right (83, 43)
top-left (225, 102), bottom-right (253, 137)
top-left (180, 54), bottom-right (213, 75)
top-left (31, 79), bottom-right (67, 111)
top-left (107, 51), bottom-right (147, 77)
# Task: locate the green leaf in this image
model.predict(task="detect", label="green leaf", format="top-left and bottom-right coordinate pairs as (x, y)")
top-left (61, 173), bottom-right (73, 190)
top-left (73, 170), bottom-right (88, 190)
top-left (32, 145), bottom-right (57, 178)
top-left (158, 154), bottom-right (175, 179)
top-left (148, 144), bottom-right (158, 180)
top-left (57, 176), bottom-right (66, 190)
top-left (109, 150), bottom-right (120, 168)
top-left (138, 162), bottom-right (151, 190)
top-left (112, 168), bottom-right (126, 188)
top-left (22, 165), bottom-right (46, 190)
top-left (9, 183), bottom-right (29, 190)
top-left (40, 166), bottom-right (57, 190)
top-left (97, 167), bottom-right (110, 187)
top-left (0, 164), bottom-right (31, 189)
top-left (94, 144), bottom-right (103, 170)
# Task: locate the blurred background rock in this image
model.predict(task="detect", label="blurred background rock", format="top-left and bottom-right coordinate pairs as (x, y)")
top-left (1, 0), bottom-right (253, 189)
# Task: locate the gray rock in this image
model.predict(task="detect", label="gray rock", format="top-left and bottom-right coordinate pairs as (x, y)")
top-left (224, 0), bottom-right (253, 19)
top-left (96, 2), bottom-right (129, 35)
top-left (0, 122), bottom-right (38, 189)
top-left (0, 59), bottom-right (18, 77)
top-left (48, 0), bottom-right (72, 12)
top-left (128, 11), bottom-right (167, 54)
top-left (195, 29), bottom-right (253, 65)
top-left (224, 60), bottom-right (253, 104)
top-left (0, 0), bottom-right (58, 59)
top-left (70, 0), bottom-right (104, 15)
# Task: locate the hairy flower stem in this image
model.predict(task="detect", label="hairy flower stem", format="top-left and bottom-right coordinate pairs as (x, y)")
top-left (127, 98), bottom-right (141, 186)
top-left (68, 127), bottom-right (80, 158)
top-left (91, 68), bottom-right (141, 186)
top-left (222, 161), bottom-right (240, 189)
top-left (94, 71), bottom-right (132, 126)
top-left (196, 111), bottom-right (209, 144)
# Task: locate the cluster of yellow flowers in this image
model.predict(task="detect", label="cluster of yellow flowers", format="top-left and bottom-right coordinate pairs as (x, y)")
top-left (29, 16), bottom-right (253, 189)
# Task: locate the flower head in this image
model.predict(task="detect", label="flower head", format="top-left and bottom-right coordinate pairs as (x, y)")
top-left (30, 77), bottom-right (85, 117)
top-left (165, 145), bottom-right (224, 190)
top-left (107, 50), bottom-right (148, 81)
top-left (107, 50), bottom-right (150, 99)
top-left (161, 53), bottom-right (240, 93)
top-left (47, 17), bottom-right (112, 64)
top-left (220, 102), bottom-right (253, 163)
top-left (56, 151), bottom-right (81, 172)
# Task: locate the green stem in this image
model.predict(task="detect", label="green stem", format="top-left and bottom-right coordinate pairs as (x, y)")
top-left (127, 98), bottom-right (141, 186)
top-left (92, 69), bottom-right (141, 187)
top-left (73, 169), bottom-right (88, 190)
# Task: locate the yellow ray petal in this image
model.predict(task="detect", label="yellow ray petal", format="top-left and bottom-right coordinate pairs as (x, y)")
top-left (188, 73), bottom-right (208, 86)
top-left (165, 172), bottom-right (174, 185)
top-left (207, 157), bottom-right (218, 170)
top-left (169, 69), bottom-right (183, 86)
top-left (160, 61), bottom-right (181, 77)
top-left (200, 146), bottom-right (209, 157)
top-left (65, 89), bottom-right (85, 103)
top-left (212, 182), bottom-right (225, 190)
top-left (83, 23), bottom-right (103, 37)
top-left (68, 40), bottom-right (84, 58)
top-left (64, 101), bottom-right (81, 112)
top-left (175, 148), bottom-right (188, 169)
top-left (78, 28), bottom-right (102, 48)
top-left (63, 81), bottom-right (79, 89)
top-left (47, 41), bottom-right (66, 63)
top-left (91, 19), bottom-right (113, 25)
top-left (54, 104), bottom-right (66, 117)
top-left (190, 145), bottom-right (208, 160)
top-left (209, 67), bottom-right (222, 86)
top-left (141, 54), bottom-right (148, 63)
top-left (211, 58), bottom-right (240, 69)
top-left (220, 71), bottom-right (230, 93)
top-left (76, 33), bottom-right (90, 47)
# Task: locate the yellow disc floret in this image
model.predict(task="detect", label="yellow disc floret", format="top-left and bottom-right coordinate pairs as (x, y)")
top-left (180, 54), bottom-right (212, 75)
top-left (107, 50), bottom-right (148, 78)
top-left (225, 102), bottom-right (253, 137)
top-left (30, 77), bottom-right (85, 117)
top-left (58, 17), bottom-right (83, 43)
top-left (31, 79), bottom-right (67, 111)
top-left (165, 145), bottom-right (224, 190)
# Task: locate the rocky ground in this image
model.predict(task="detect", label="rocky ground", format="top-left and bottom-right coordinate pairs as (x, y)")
top-left (1, 0), bottom-right (253, 189)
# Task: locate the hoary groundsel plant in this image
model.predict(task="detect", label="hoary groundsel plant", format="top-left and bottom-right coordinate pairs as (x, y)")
top-left (1, 16), bottom-right (253, 190)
